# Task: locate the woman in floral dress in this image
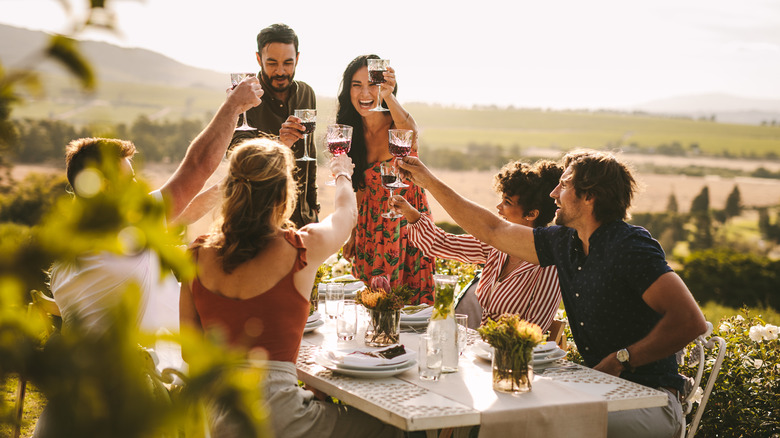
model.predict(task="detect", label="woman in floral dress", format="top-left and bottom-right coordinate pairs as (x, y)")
top-left (338, 54), bottom-right (435, 304)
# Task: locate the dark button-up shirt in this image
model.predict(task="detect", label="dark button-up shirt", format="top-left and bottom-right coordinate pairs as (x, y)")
top-left (231, 77), bottom-right (318, 228)
top-left (534, 220), bottom-right (683, 392)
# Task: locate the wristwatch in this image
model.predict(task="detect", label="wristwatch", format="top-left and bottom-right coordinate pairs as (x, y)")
top-left (616, 348), bottom-right (632, 372)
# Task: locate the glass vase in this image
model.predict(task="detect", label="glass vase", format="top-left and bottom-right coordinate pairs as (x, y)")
top-left (364, 309), bottom-right (401, 347)
top-left (491, 347), bottom-right (533, 393)
top-left (427, 274), bottom-right (459, 373)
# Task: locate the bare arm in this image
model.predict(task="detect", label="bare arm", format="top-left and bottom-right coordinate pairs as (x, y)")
top-left (398, 156), bottom-right (539, 264)
top-left (381, 67), bottom-right (419, 151)
top-left (593, 272), bottom-right (708, 376)
top-left (159, 78), bottom-right (262, 219)
top-left (294, 155), bottom-right (358, 296)
top-left (170, 180), bottom-right (223, 226)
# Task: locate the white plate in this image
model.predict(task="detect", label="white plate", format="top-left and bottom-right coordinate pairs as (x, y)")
top-left (316, 352), bottom-right (415, 371)
top-left (303, 319), bottom-right (324, 333)
top-left (307, 312), bottom-right (321, 324)
top-left (470, 344), bottom-right (567, 365)
top-left (533, 341), bottom-right (558, 354)
top-left (400, 319), bottom-right (429, 328)
top-left (315, 355), bottom-right (417, 378)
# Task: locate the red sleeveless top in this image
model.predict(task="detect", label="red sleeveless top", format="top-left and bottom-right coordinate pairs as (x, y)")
top-left (190, 229), bottom-right (310, 363)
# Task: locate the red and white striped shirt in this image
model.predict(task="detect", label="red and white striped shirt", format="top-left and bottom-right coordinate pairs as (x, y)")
top-left (408, 215), bottom-right (561, 330)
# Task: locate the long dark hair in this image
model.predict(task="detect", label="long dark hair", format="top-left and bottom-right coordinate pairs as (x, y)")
top-left (336, 54), bottom-right (397, 191)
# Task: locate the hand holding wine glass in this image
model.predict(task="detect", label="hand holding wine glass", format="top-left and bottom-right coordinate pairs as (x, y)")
top-left (294, 109), bottom-right (317, 162)
top-left (389, 194), bottom-right (422, 224)
top-left (230, 73), bottom-right (257, 131)
top-left (380, 162), bottom-right (402, 219)
top-left (325, 124), bottom-right (354, 185)
top-left (387, 128), bottom-right (413, 188)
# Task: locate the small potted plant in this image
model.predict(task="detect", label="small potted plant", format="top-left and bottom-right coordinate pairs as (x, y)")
top-left (357, 276), bottom-right (414, 347)
top-left (478, 314), bottom-right (544, 393)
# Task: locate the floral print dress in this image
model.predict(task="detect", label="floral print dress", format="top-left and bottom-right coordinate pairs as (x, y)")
top-left (352, 158), bottom-right (435, 304)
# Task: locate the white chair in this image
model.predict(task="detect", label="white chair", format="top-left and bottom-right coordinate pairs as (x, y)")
top-left (680, 321), bottom-right (726, 438)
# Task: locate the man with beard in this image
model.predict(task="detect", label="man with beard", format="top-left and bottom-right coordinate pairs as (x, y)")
top-left (231, 23), bottom-right (318, 228)
top-left (397, 149), bottom-right (707, 438)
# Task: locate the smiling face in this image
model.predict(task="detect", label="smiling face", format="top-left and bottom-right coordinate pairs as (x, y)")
top-left (550, 166), bottom-right (588, 228)
top-left (496, 193), bottom-right (534, 226)
top-left (257, 42), bottom-right (298, 94)
top-left (349, 66), bottom-right (377, 116)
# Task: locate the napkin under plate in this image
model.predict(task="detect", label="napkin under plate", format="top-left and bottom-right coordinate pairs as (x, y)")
top-left (326, 346), bottom-right (416, 368)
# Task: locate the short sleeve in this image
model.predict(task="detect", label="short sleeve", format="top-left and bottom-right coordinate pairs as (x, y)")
top-left (614, 229), bottom-right (672, 296)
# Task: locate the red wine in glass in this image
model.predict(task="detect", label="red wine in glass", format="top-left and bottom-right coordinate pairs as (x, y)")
top-left (301, 121), bottom-right (316, 135)
top-left (389, 142), bottom-right (411, 158)
top-left (328, 140), bottom-right (351, 155)
top-left (369, 69), bottom-right (387, 85)
top-left (381, 174), bottom-right (397, 189)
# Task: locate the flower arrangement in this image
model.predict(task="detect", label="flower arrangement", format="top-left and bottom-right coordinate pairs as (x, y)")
top-left (356, 276), bottom-right (414, 312)
top-left (358, 276), bottom-right (414, 346)
top-left (478, 314), bottom-right (544, 392)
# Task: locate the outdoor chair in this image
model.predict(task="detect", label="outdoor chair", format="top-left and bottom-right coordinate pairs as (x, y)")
top-left (546, 319), bottom-right (568, 350)
top-left (680, 321), bottom-right (726, 438)
top-left (453, 271), bottom-right (482, 329)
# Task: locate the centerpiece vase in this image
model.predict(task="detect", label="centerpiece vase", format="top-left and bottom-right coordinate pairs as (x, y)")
top-left (365, 308), bottom-right (401, 347)
top-left (492, 346), bottom-right (533, 393)
top-left (427, 274), bottom-right (459, 373)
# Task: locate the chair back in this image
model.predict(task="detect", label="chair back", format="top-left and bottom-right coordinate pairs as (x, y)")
top-left (681, 321), bottom-right (726, 438)
top-left (454, 272), bottom-right (482, 329)
top-left (546, 319), bottom-right (567, 350)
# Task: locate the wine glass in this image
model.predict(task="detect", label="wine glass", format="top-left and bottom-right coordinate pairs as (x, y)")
top-left (325, 124), bottom-right (354, 186)
top-left (294, 109), bottom-right (317, 162)
top-left (367, 58), bottom-right (390, 112)
top-left (380, 162), bottom-right (403, 219)
top-left (230, 73), bottom-right (257, 131)
top-left (387, 128), bottom-right (413, 188)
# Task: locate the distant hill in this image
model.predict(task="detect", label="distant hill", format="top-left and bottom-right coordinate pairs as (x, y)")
top-left (0, 23), bottom-right (225, 90)
top-left (631, 93), bottom-right (780, 125)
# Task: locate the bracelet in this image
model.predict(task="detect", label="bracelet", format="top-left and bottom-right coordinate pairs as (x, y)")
top-left (335, 172), bottom-right (352, 182)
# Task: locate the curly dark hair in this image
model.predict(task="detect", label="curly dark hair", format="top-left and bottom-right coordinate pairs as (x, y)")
top-left (562, 149), bottom-right (637, 223)
top-left (336, 54), bottom-right (397, 191)
top-left (493, 159), bottom-right (563, 227)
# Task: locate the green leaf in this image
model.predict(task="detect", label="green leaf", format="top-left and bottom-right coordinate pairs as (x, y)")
top-left (46, 35), bottom-right (96, 90)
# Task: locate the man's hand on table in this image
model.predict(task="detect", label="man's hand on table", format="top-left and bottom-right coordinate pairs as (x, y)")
top-left (593, 352), bottom-right (624, 377)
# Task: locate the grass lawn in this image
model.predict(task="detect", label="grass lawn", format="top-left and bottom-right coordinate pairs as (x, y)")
top-left (2, 377), bottom-right (44, 438)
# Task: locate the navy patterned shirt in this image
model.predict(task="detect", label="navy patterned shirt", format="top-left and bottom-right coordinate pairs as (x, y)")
top-left (534, 220), bottom-right (683, 392)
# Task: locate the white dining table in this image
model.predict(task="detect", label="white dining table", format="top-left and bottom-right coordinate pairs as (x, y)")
top-left (297, 315), bottom-right (667, 438)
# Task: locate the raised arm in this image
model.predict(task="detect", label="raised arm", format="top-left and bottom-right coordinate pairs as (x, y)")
top-left (170, 180), bottom-right (223, 226)
top-left (381, 67), bottom-right (419, 152)
top-left (398, 156), bottom-right (539, 264)
top-left (298, 154), bottom-right (358, 276)
top-left (593, 272), bottom-right (708, 376)
top-left (160, 77), bottom-right (263, 219)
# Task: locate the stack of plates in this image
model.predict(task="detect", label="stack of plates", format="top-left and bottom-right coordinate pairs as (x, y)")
top-left (400, 305), bottom-right (432, 328)
top-left (471, 340), bottom-right (567, 365)
top-left (315, 345), bottom-right (417, 378)
top-left (304, 311), bottom-right (324, 333)
top-left (317, 278), bottom-right (365, 299)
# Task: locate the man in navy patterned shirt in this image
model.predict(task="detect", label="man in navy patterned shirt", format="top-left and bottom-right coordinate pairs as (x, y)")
top-left (399, 150), bottom-right (707, 438)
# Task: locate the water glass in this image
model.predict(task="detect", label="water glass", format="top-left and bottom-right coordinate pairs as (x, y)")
top-left (325, 283), bottom-right (344, 319)
top-left (455, 314), bottom-right (469, 355)
top-left (337, 300), bottom-right (358, 341)
top-left (418, 334), bottom-right (442, 381)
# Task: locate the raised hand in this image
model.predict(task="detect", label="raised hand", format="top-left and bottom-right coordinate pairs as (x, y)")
top-left (228, 76), bottom-right (263, 114)
top-left (397, 156), bottom-right (435, 190)
top-left (279, 115), bottom-right (304, 147)
top-left (390, 195), bottom-right (421, 224)
top-left (330, 153), bottom-right (355, 180)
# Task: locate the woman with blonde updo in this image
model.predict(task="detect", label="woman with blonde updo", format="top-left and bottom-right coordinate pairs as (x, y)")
top-left (180, 138), bottom-right (403, 437)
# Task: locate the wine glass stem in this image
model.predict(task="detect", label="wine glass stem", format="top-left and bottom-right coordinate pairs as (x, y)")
top-left (376, 84), bottom-right (382, 109)
top-left (302, 134), bottom-right (309, 158)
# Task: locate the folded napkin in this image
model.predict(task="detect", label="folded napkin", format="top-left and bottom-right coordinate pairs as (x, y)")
top-left (400, 305), bottom-right (433, 320)
top-left (330, 274), bottom-right (358, 283)
top-left (307, 312), bottom-right (321, 324)
top-left (326, 345), bottom-right (416, 367)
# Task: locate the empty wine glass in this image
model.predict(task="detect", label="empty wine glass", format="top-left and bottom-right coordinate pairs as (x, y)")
top-left (367, 58), bottom-right (390, 112)
top-left (294, 109), bottom-right (317, 162)
top-left (230, 73), bottom-right (257, 131)
top-left (380, 162), bottom-right (402, 219)
top-left (387, 128), bottom-right (413, 188)
top-left (325, 124), bottom-right (353, 186)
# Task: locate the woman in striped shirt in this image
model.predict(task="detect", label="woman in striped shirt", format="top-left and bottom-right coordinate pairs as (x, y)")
top-left (391, 160), bottom-right (563, 330)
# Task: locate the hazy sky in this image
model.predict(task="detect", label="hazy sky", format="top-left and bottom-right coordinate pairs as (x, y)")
top-left (2, 0), bottom-right (780, 109)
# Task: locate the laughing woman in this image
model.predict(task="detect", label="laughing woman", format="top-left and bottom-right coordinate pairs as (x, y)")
top-left (338, 54), bottom-right (435, 304)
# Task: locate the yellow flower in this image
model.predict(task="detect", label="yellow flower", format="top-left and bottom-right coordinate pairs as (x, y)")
top-left (360, 289), bottom-right (387, 309)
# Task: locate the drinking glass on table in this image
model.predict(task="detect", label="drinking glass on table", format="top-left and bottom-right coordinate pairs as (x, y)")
top-left (455, 314), bottom-right (469, 356)
top-left (325, 283), bottom-right (344, 319)
top-left (230, 73), bottom-right (257, 131)
top-left (294, 109), bottom-right (317, 162)
top-left (380, 162), bottom-right (403, 219)
top-left (418, 334), bottom-right (442, 381)
top-left (337, 299), bottom-right (358, 341)
top-left (367, 58), bottom-right (390, 112)
top-left (325, 124), bottom-right (354, 186)
top-left (387, 129), bottom-right (412, 188)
